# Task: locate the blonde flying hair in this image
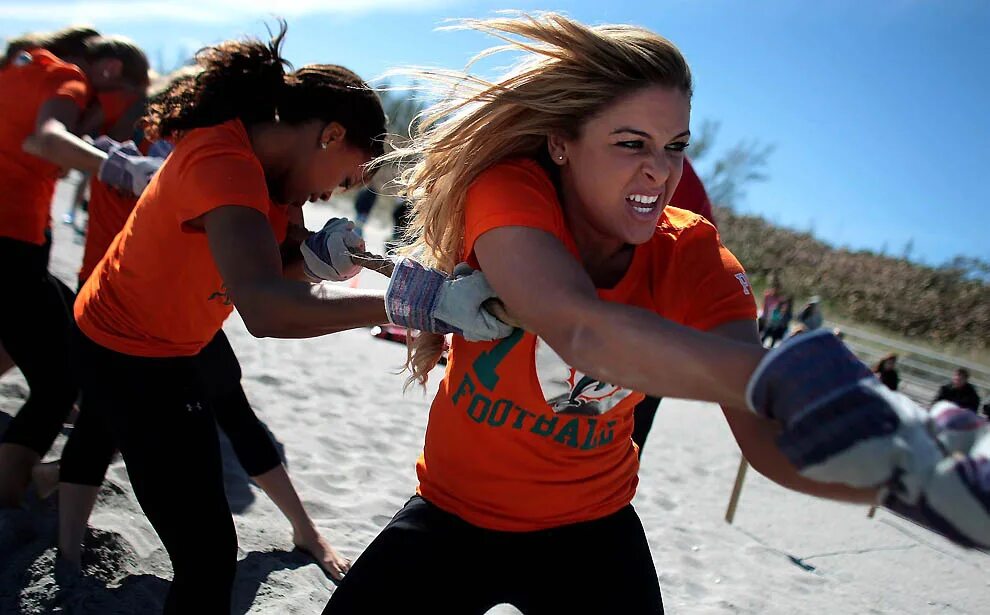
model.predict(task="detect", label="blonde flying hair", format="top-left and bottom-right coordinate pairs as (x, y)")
top-left (380, 13), bottom-right (693, 384)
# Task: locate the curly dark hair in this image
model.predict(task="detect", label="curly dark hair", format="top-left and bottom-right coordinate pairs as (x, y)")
top-left (143, 20), bottom-right (385, 158)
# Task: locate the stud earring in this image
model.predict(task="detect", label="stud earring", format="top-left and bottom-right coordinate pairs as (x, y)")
top-left (558, 155), bottom-right (564, 161)
top-left (320, 142), bottom-right (328, 150)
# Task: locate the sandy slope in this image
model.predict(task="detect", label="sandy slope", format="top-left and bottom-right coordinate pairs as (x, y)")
top-left (0, 178), bottom-right (985, 614)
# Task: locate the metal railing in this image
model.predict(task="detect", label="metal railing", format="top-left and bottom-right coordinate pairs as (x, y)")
top-left (828, 321), bottom-right (990, 408)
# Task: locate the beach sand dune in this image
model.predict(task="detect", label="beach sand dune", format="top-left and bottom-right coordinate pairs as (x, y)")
top-left (0, 180), bottom-right (985, 613)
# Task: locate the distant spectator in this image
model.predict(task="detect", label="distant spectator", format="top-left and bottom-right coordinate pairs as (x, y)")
top-left (352, 186), bottom-right (377, 237)
top-left (758, 274), bottom-right (783, 334)
top-left (761, 297), bottom-right (792, 348)
top-left (934, 368), bottom-right (981, 412)
top-left (832, 327), bottom-right (845, 341)
top-left (797, 295), bottom-right (824, 331)
top-left (982, 403), bottom-right (989, 420)
top-left (873, 353), bottom-right (900, 392)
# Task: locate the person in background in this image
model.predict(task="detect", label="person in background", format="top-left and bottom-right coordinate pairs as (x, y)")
top-left (0, 27), bottom-right (150, 507)
top-left (758, 273), bottom-right (783, 334)
top-left (351, 186), bottom-right (377, 237)
top-left (761, 297), bottom-right (792, 349)
top-left (797, 295), bottom-right (824, 331)
top-left (934, 368), bottom-right (981, 413)
top-left (873, 353), bottom-right (899, 392)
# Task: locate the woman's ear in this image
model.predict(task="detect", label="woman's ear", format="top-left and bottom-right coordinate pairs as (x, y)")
top-left (547, 131), bottom-right (568, 165)
top-left (319, 121), bottom-right (347, 149)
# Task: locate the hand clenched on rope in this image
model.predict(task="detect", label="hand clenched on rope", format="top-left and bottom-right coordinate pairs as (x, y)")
top-left (747, 329), bottom-right (989, 549)
top-left (299, 217), bottom-right (518, 342)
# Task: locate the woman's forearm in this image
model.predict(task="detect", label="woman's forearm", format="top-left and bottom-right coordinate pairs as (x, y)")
top-left (25, 124), bottom-right (105, 175)
top-left (232, 278), bottom-right (388, 339)
top-left (554, 301), bottom-right (764, 408)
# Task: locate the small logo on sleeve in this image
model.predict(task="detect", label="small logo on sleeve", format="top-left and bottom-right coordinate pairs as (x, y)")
top-left (734, 273), bottom-right (752, 296)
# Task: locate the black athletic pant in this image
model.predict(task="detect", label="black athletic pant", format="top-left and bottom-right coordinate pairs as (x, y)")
top-left (324, 496), bottom-right (663, 614)
top-left (68, 333), bottom-right (234, 613)
top-left (632, 396), bottom-right (661, 458)
top-left (61, 330), bottom-right (282, 483)
top-left (0, 237), bottom-right (78, 456)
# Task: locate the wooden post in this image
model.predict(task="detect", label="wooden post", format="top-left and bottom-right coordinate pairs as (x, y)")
top-left (725, 457), bottom-right (749, 524)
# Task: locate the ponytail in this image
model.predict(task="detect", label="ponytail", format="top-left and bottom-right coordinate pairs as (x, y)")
top-left (144, 21), bottom-right (288, 141)
top-left (145, 19), bottom-right (385, 157)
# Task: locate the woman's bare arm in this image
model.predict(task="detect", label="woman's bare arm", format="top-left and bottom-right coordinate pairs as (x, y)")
top-left (23, 97), bottom-right (106, 174)
top-left (203, 205), bottom-right (387, 338)
top-left (710, 320), bottom-right (877, 504)
top-left (474, 226), bottom-right (764, 408)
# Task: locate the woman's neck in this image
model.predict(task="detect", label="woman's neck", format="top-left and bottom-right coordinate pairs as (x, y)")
top-left (247, 122), bottom-right (296, 179)
top-left (562, 207), bottom-right (634, 289)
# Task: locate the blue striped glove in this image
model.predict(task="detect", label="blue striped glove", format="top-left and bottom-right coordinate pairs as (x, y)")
top-left (385, 259), bottom-right (514, 342)
top-left (300, 218), bottom-right (363, 282)
top-left (746, 329), bottom-right (941, 491)
top-left (747, 330), bottom-right (989, 549)
top-left (97, 139), bottom-right (164, 196)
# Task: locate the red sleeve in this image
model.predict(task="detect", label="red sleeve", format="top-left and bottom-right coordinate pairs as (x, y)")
top-left (44, 65), bottom-right (90, 110)
top-left (672, 219), bottom-right (757, 330)
top-left (671, 158), bottom-right (716, 228)
top-left (463, 159), bottom-right (565, 263)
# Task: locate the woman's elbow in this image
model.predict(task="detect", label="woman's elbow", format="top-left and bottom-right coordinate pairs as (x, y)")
top-left (230, 292), bottom-right (279, 339)
top-left (541, 316), bottom-right (607, 375)
top-left (242, 315), bottom-right (276, 339)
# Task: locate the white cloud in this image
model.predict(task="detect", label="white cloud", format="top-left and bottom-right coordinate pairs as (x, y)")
top-left (0, 0), bottom-right (455, 25)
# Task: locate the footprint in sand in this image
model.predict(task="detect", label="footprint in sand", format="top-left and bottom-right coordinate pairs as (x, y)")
top-left (251, 374), bottom-right (282, 387)
top-left (652, 493), bottom-right (678, 511)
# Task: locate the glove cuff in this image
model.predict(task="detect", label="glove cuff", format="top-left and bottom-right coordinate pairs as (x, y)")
top-left (385, 258), bottom-right (450, 333)
top-left (746, 329), bottom-right (872, 419)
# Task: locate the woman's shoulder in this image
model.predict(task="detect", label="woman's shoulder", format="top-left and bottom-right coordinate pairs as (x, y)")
top-left (176, 119), bottom-right (250, 151)
top-left (170, 119), bottom-right (260, 174)
top-left (654, 205), bottom-right (722, 255)
top-left (469, 157), bottom-right (554, 195)
top-left (659, 205), bottom-right (709, 234)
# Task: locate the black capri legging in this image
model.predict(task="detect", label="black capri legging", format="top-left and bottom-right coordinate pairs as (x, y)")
top-left (0, 237), bottom-right (78, 456)
top-left (59, 330), bottom-right (283, 614)
top-left (61, 329), bottom-right (282, 485)
top-left (325, 496), bottom-right (664, 614)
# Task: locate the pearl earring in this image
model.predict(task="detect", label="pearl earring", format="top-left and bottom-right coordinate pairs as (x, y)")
top-left (558, 155), bottom-right (564, 161)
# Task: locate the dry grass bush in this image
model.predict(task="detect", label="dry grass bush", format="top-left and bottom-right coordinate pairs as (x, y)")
top-left (714, 205), bottom-right (990, 350)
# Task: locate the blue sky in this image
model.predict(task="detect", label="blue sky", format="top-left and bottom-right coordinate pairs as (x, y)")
top-left (3, 0), bottom-right (988, 265)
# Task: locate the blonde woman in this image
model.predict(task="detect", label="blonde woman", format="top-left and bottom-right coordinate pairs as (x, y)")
top-left (324, 14), bottom-right (989, 613)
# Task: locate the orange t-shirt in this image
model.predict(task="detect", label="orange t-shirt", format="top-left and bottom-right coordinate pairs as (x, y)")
top-left (416, 158), bottom-right (757, 531)
top-left (78, 104), bottom-right (150, 286)
top-left (0, 48), bottom-right (90, 245)
top-left (79, 160), bottom-right (143, 285)
top-left (75, 119), bottom-right (288, 357)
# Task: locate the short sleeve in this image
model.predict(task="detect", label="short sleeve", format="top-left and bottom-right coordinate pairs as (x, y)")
top-left (44, 65), bottom-right (90, 109)
top-left (173, 148), bottom-right (271, 226)
top-left (463, 159), bottom-right (564, 261)
top-left (672, 219), bottom-right (757, 330)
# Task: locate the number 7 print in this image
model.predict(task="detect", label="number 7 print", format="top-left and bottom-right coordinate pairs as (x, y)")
top-left (472, 329), bottom-right (525, 391)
